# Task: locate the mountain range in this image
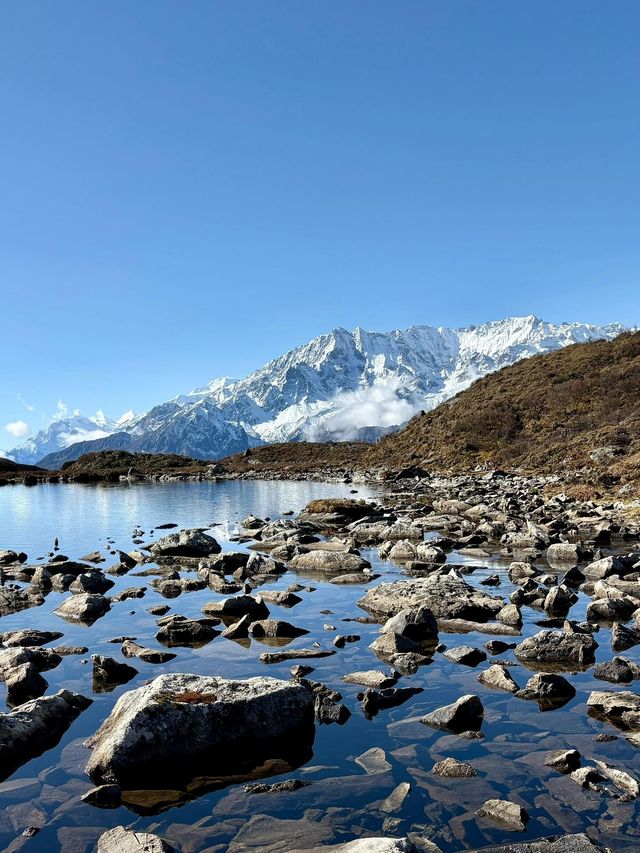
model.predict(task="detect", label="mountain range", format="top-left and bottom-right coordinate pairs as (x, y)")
top-left (4, 315), bottom-right (625, 468)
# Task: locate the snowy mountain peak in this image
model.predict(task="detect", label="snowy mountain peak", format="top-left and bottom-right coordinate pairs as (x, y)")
top-left (5, 316), bottom-right (627, 466)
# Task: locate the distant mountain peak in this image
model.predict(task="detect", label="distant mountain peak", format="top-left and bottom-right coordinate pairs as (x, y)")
top-left (4, 315), bottom-right (627, 467)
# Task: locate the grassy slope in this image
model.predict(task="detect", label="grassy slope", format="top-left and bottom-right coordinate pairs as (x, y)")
top-left (364, 331), bottom-right (640, 482)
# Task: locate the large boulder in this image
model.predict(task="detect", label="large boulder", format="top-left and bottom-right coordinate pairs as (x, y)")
top-left (0, 689), bottom-right (91, 782)
top-left (85, 673), bottom-right (314, 787)
top-left (358, 575), bottom-right (504, 623)
top-left (288, 550), bottom-right (370, 574)
top-left (150, 529), bottom-right (221, 558)
top-left (54, 593), bottom-right (110, 624)
top-left (514, 630), bottom-right (597, 667)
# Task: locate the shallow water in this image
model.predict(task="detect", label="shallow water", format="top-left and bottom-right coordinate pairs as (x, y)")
top-left (0, 481), bottom-right (639, 852)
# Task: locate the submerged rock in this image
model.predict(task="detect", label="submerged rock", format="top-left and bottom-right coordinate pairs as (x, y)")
top-left (476, 798), bottom-right (529, 831)
top-left (85, 672), bottom-right (314, 787)
top-left (432, 756), bottom-right (477, 778)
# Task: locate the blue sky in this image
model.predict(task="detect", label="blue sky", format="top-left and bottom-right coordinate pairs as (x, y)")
top-left (1, 1), bottom-right (638, 449)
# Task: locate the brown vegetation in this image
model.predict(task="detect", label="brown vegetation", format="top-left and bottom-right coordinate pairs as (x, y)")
top-left (365, 331), bottom-right (640, 484)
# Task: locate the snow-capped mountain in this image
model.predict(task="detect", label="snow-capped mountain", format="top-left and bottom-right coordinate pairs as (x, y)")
top-left (6, 316), bottom-right (626, 467)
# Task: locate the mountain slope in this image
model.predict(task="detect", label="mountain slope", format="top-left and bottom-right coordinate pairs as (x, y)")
top-left (5, 315), bottom-right (626, 467)
top-left (364, 330), bottom-right (640, 483)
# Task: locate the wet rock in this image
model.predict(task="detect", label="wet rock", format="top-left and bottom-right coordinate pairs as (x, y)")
top-left (543, 585), bottom-right (576, 617)
top-left (476, 798), bottom-right (529, 831)
top-left (307, 840), bottom-right (417, 852)
top-left (85, 673), bottom-right (314, 787)
top-left (148, 604), bottom-right (171, 616)
top-left (91, 656), bottom-right (138, 692)
top-left (149, 529), bottom-right (221, 558)
top-left (333, 634), bottom-right (360, 648)
top-left (54, 593), bottom-right (111, 625)
top-left (0, 585), bottom-right (44, 617)
top-left (593, 656), bottom-right (640, 684)
top-left (432, 756), bottom-right (477, 777)
top-left (587, 595), bottom-right (640, 621)
top-left (0, 629), bottom-right (63, 648)
top-left (155, 615), bottom-right (220, 647)
top-left (358, 575), bottom-right (503, 622)
top-left (421, 694), bottom-right (483, 733)
top-left (202, 594), bottom-right (269, 621)
top-left (289, 550), bottom-right (371, 574)
top-left (478, 664), bottom-right (520, 693)
top-left (69, 571), bottom-right (114, 595)
top-left (0, 690), bottom-right (91, 782)
top-left (96, 825), bottom-right (174, 852)
top-left (342, 670), bottom-right (397, 689)
top-left (314, 693), bottom-right (351, 725)
top-left (611, 621), bottom-right (640, 652)
top-left (112, 586), bottom-right (146, 602)
top-left (380, 606), bottom-right (439, 645)
top-left (485, 640), bottom-right (516, 654)
top-left (331, 572), bottom-right (378, 584)
top-left (443, 645), bottom-right (487, 667)
top-left (250, 619), bottom-right (309, 639)
top-left (244, 778), bottom-right (310, 794)
top-left (593, 759), bottom-right (640, 796)
top-left (587, 689), bottom-right (640, 730)
top-left (0, 647), bottom-right (61, 681)
top-left (259, 648), bottom-right (336, 664)
top-left (260, 589), bottom-right (303, 607)
top-left (583, 555), bottom-right (628, 580)
top-left (570, 766), bottom-right (605, 790)
top-left (545, 749), bottom-right (581, 773)
top-left (497, 603), bottom-right (523, 628)
top-left (361, 687), bottom-right (423, 717)
top-left (5, 663), bottom-right (48, 706)
top-left (547, 543), bottom-right (584, 564)
top-left (355, 746), bottom-right (391, 774)
top-left (514, 630), bottom-right (597, 666)
top-left (221, 614), bottom-right (252, 640)
top-left (81, 783), bottom-right (122, 808)
top-left (121, 640), bottom-right (176, 664)
top-left (381, 780), bottom-right (411, 813)
top-left (290, 664), bottom-right (314, 678)
top-left (516, 673), bottom-right (576, 710)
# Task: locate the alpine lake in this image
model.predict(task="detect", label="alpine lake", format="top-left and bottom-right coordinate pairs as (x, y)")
top-left (0, 479), bottom-right (638, 852)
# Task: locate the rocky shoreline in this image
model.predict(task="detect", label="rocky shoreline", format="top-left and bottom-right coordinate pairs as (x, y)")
top-left (2, 473), bottom-right (640, 849)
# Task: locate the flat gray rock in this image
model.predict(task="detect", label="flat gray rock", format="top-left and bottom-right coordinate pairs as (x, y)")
top-left (85, 672), bottom-right (314, 787)
top-left (358, 575), bottom-right (503, 623)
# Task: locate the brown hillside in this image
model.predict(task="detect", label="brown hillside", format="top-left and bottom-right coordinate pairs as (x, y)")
top-left (219, 441), bottom-right (368, 476)
top-left (365, 330), bottom-right (640, 483)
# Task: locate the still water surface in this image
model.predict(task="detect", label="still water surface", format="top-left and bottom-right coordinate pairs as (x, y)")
top-left (0, 481), bottom-right (638, 852)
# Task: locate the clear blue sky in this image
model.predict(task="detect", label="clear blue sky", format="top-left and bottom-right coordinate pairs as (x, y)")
top-left (1, 1), bottom-right (638, 448)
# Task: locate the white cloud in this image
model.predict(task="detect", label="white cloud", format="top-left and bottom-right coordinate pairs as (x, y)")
top-left (303, 378), bottom-right (420, 441)
top-left (52, 399), bottom-right (80, 422)
top-left (5, 420), bottom-right (31, 439)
